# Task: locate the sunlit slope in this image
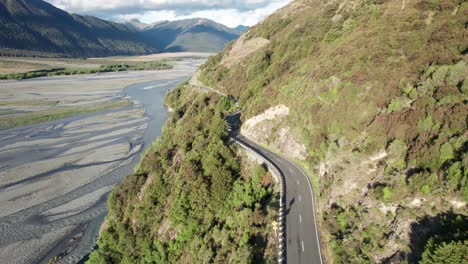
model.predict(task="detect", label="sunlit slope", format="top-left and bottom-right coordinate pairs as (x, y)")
top-left (199, 0), bottom-right (467, 262)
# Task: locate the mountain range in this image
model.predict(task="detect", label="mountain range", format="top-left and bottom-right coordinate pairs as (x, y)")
top-left (0, 0), bottom-right (245, 57)
top-left (140, 18), bottom-right (242, 53)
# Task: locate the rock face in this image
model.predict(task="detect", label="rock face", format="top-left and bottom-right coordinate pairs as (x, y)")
top-left (220, 35), bottom-right (270, 68)
top-left (241, 105), bottom-right (307, 160)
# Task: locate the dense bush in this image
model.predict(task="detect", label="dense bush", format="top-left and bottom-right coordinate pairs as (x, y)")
top-left (88, 85), bottom-right (278, 263)
top-left (198, 0), bottom-right (468, 262)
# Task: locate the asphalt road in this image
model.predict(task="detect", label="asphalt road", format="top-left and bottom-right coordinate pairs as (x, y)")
top-left (234, 134), bottom-right (323, 264)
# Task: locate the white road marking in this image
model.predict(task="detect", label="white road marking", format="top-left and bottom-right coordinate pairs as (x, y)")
top-left (297, 179), bottom-right (299, 185)
top-left (288, 168), bottom-right (294, 173)
top-left (299, 195), bottom-right (301, 202)
top-left (282, 158), bottom-right (324, 264)
top-left (235, 133), bottom-right (323, 263)
top-left (299, 214), bottom-right (302, 223)
top-left (301, 240), bottom-right (305, 252)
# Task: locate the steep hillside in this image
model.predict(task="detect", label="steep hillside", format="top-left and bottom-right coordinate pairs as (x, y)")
top-left (142, 18), bottom-right (240, 52)
top-left (199, 0), bottom-right (467, 262)
top-left (88, 85), bottom-right (279, 263)
top-left (0, 0), bottom-right (155, 57)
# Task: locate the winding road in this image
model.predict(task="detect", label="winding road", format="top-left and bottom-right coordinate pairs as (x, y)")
top-left (225, 109), bottom-right (322, 263)
top-left (234, 134), bottom-right (323, 264)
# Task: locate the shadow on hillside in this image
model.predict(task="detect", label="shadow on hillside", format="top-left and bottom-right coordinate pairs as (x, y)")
top-left (383, 210), bottom-right (467, 263)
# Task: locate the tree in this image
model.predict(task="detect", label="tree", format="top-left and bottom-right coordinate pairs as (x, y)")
top-left (420, 240), bottom-right (467, 264)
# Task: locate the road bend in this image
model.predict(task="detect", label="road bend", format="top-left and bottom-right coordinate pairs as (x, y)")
top-left (234, 134), bottom-right (323, 264)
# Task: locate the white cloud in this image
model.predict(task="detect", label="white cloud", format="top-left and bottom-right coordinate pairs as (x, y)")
top-left (46, 0), bottom-right (289, 13)
top-left (45, 0), bottom-right (292, 27)
top-left (137, 1), bottom-right (290, 27)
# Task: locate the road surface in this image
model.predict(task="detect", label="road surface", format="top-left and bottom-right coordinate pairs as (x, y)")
top-left (193, 75), bottom-right (323, 264)
top-left (234, 134), bottom-right (323, 264)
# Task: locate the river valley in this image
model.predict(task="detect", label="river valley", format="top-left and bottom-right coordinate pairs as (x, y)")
top-left (0, 58), bottom-right (204, 264)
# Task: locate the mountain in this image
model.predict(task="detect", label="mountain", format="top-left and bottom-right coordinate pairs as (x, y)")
top-left (234, 25), bottom-right (249, 34)
top-left (125, 18), bottom-right (149, 31)
top-left (0, 0), bottom-right (156, 57)
top-left (0, 0), bottom-right (242, 57)
top-left (141, 18), bottom-right (241, 53)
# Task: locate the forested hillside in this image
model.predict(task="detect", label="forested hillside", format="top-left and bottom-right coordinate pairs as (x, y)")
top-left (198, 0), bottom-right (467, 263)
top-left (0, 0), bottom-right (155, 57)
top-left (88, 84), bottom-right (279, 263)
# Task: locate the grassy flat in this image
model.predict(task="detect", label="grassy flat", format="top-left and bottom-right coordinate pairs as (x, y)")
top-left (0, 109), bottom-right (15, 115)
top-left (0, 60), bottom-right (174, 80)
top-left (0, 100), bottom-right (130, 130)
top-left (0, 100), bottom-right (59, 106)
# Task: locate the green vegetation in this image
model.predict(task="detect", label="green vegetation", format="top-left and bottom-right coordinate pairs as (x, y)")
top-left (418, 213), bottom-right (467, 264)
top-left (198, 0), bottom-right (467, 262)
top-left (421, 240), bottom-right (467, 264)
top-left (0, 110), bottom-right (15, 115)
top-left (0, 100), bottom-right (58, 106)
top-left (0, 61), bottom-right (173, 80)
top-left (0, 100), bottom-right (129, 130)
top-left (88, 85), bottom-right (278, 263)
top-left (387, 98), bottom-right (404, 112)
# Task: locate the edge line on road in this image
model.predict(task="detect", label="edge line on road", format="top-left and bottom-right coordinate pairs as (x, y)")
top-left (282, 157), bottom-right (324, 264)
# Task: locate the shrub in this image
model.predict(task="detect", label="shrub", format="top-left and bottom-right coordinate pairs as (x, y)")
top-left (337, 212), bottom-right (347, 230)
top-left (421, 185), bottom-right (430, 195)
top-left (431, 66), bottom-right (449, 87)
top-left (387, 139), bottom-right (408, 170)
top-left (446, 61), bottom-right (467, 87)
top-left (343, 18), bottom-right (356, 32)
top-left (383, 187), bottom-right (393, 200)
top-left (439, 143), bottom-right (454, 166)
top-left (421, 240), bottom-right (468, 264)
top-left (418, 115), bottom-right (434, 132)
top-left (388, 98), bottom-right (403, 112)
top-left (324, 28), bottom-right (342, 42)
top-left (446, 162), bottom-right (462, 189)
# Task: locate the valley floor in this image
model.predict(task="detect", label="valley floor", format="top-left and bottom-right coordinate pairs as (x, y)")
top-left (0, 58), bottom-right (204, 264)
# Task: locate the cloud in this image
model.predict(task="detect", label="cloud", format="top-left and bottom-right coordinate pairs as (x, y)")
top-left (45, 0), bottom-right (292, 27)
top-left (47, 0), bottom-right (288, 14)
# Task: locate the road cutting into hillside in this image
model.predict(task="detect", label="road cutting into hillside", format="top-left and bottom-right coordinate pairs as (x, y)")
top-left (233, 134), bottom-right (323, 264)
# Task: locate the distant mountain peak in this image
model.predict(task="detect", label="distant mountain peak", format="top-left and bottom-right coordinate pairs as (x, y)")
top-left (234, 25), bottom-right (250, 33)
top-left (126, 18), bottom-right (149, 31)
top-left (142, 18), bottom-right (240, 53)
top-left (0, 0), bottom-right (156, 57)
top-left (148, 20), bottom-right (170, 28)
top-left (0, 0), bottom-right (242, 56)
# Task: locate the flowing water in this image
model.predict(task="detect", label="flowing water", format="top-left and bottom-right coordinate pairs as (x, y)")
top-left (0, 59), bottom-right (203, 264)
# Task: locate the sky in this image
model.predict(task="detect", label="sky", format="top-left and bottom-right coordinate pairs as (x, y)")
top-left (45, 0), bottom-right (293, 28)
